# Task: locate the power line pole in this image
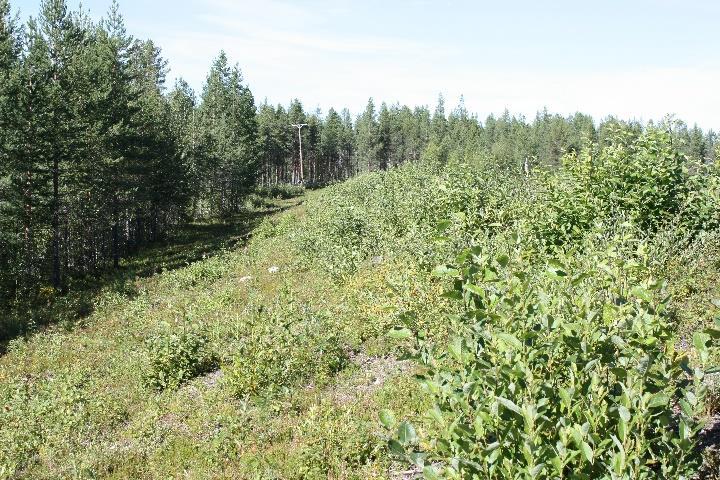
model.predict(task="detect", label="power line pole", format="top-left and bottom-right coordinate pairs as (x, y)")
top-left (290, 123), bottom-right (308, 184)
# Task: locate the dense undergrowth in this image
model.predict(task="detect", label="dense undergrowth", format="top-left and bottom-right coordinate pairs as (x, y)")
top-left (1, 123), bottom-right (720, 479)
top-left (289, 124), bottom-right (720, 477)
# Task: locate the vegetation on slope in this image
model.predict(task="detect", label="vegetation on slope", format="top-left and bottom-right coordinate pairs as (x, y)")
top-left (1, 121), bottom-right (720, 479)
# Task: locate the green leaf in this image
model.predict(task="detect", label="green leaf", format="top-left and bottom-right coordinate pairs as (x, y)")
top-left (408, 451), bottom-right (426, 467)
top-left (484, 441), bottom-right (500, 452)
top-left (547, 259), bottom-right (567, 277)
top-left (483, 267), bottom-right (499, 282)
top-left (530, 464), bottom-right (545, 478)
top-left (618, 418), bottom-right (627, 441)
top-left (423, 466), bottom-right (441, 480)
top-left (694, 331), bottom-right (711, 363)
top-left (496, 254), bottom-right (510, 267)
top-left (496, 333), bottom-right (523, 350)
top-left (464, 283), bottom-right (484, 296)
top-left (694, 331), bottom-right (711, 351)
top-left (496, 396), bottom-right (522, 415)
top-left (448, 337), bottom-right (463, 361)
top-left (427, 405), bottom-right (446, 428)
top-left (647, 393), bottom-right (670, 408)
top-left (397, 421), bottom-right (418, 445)
top-left (630, 286), bottom-right (652, 303)
top-left (387, 327), bottom-right (413, 340)
top-left (388, 439), bottom-right (405, 455)
top-left (379, 409), bottom-right (396, 429)
top-left (432, 265), bottom-right (459, 277)
top-left (580, 441), bottom-right (594, 463)
top-left (618, 406), bottom-right (631, 423)
top-left (440, 290), bottom-right (463, 300)
top-left (436, 219), bottom-right (452, 232)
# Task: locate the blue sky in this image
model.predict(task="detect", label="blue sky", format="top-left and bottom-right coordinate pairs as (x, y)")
top-left (11, 0), bottom-right (720, 130)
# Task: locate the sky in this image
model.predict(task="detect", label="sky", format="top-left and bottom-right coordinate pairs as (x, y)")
top-left (11, 0), bottom-right (720, 130)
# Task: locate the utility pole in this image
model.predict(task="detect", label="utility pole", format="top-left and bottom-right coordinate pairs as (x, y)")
top-left (290, 123), bottom-right (308, 183)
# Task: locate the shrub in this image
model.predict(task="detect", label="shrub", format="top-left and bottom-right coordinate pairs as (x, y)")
top-left (385, 239), bottom-right (716, 479)
top-left (223, 291), bottom-right (347, 397)
top-left (144, 322), bottom-right (217, 390)
top-left (291, 161), bottom-right (524, 276)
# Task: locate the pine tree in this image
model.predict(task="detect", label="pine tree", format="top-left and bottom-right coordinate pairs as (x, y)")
top-left (0, 0), bottom-right (22, 304)
top-left (320, 108), bottom-right (343, 181)
top-left (356, 98), bottom-right (379, 172)
top-left (340, 108), bottom-right (356, 177)
top-left (431, 93), bottom-right (447, 143)
top-left (97, 1), bottom-right (136, 268)
top-left (12, 18), bottom-right (55, 291)
top-left (305, 110), bottom-right (322, 184)
top-left (198, 51), bottom-right (258, 215)
top-left (286, 99), bottom-right (307, 184)
top-left (377, 102), bottom-right (392, 170)
top-left (168, 78), bottom-right (197, 191)
top-left (38, 0), bottom-right (85, 289)
top-left (128, 39), bottom-right (187, 243)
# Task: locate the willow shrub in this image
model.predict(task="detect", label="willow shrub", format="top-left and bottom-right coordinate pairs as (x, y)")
top-left (385, 237), bottom-right (718, 479)
top-left (143, 321), bottom-right (217, 391)
top-left (531, 126), bottom-right (719, 251)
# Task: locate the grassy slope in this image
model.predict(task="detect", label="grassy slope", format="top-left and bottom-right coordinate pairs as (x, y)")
top-left (0, 192), bottom-right (439, 479)
top-left (2, 171), bottom-right (720, 479)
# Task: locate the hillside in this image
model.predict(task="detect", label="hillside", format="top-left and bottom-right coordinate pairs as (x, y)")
top-left (2, 125), bottom-right (720, 479)
top-left (0, 190), bottom-right (432, 479)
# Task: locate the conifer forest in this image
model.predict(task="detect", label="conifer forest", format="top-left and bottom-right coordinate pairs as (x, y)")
top-left (1, 1), bottom-right (720, 479)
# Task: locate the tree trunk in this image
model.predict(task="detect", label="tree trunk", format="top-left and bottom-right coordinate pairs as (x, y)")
top-left (112, 197), bottom-right (120, 269)
top-left (51, 154), bottom-right (61, 291)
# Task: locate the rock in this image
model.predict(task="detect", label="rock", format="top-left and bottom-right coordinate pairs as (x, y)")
top-left (371, 255), bottom-right (383, 265)
top-left (239, 276), bottom-right (252, 283)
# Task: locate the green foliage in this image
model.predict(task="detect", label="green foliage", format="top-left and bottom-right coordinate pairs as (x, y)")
top-left (526, 125), bottom-right (719, 250)
top-left (163, 253), bottom-right (231, 288)
top-left (0, 366), bottom-right (127, 478)
top-left (292, 160), bottom-right (521, 276)
top-left (144, 321), bottom-right (217, 390)
top-left (255, 183), bottom-right (306, 199)
top-left (387, 239), bottom-right (716, 478)
top-left (223, 290), bottom-right (347, 397)
top-left (290, 402), bottom-right (383, 479)
top-left (566, 126), bottom-right (688, 231)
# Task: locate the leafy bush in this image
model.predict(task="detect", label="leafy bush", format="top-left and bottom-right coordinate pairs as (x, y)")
top-left (144, 322), bottom-right (217, 390)
top-left (292, 161), bottom-right (523, 276)
top-left (223, 291), bottom-right (347, 397)
top-left (386, 239), bottom-right (716, 479)
top-left (566, 127), bottom-right (689, 231)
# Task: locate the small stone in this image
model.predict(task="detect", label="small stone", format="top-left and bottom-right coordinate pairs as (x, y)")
top-left (239, 276), bottom-right (252, 283)
top-left (268, 266), bottom-right (280, 274)
top-left (371, 255), bottom-right (383, 265)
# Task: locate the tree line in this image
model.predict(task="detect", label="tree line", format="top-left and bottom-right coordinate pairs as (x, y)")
top-left (1, 0), bottom-right (717, 317)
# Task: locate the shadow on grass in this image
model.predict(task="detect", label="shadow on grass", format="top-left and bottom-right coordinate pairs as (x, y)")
top-left (0, 196), bottom-right (303, 352)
